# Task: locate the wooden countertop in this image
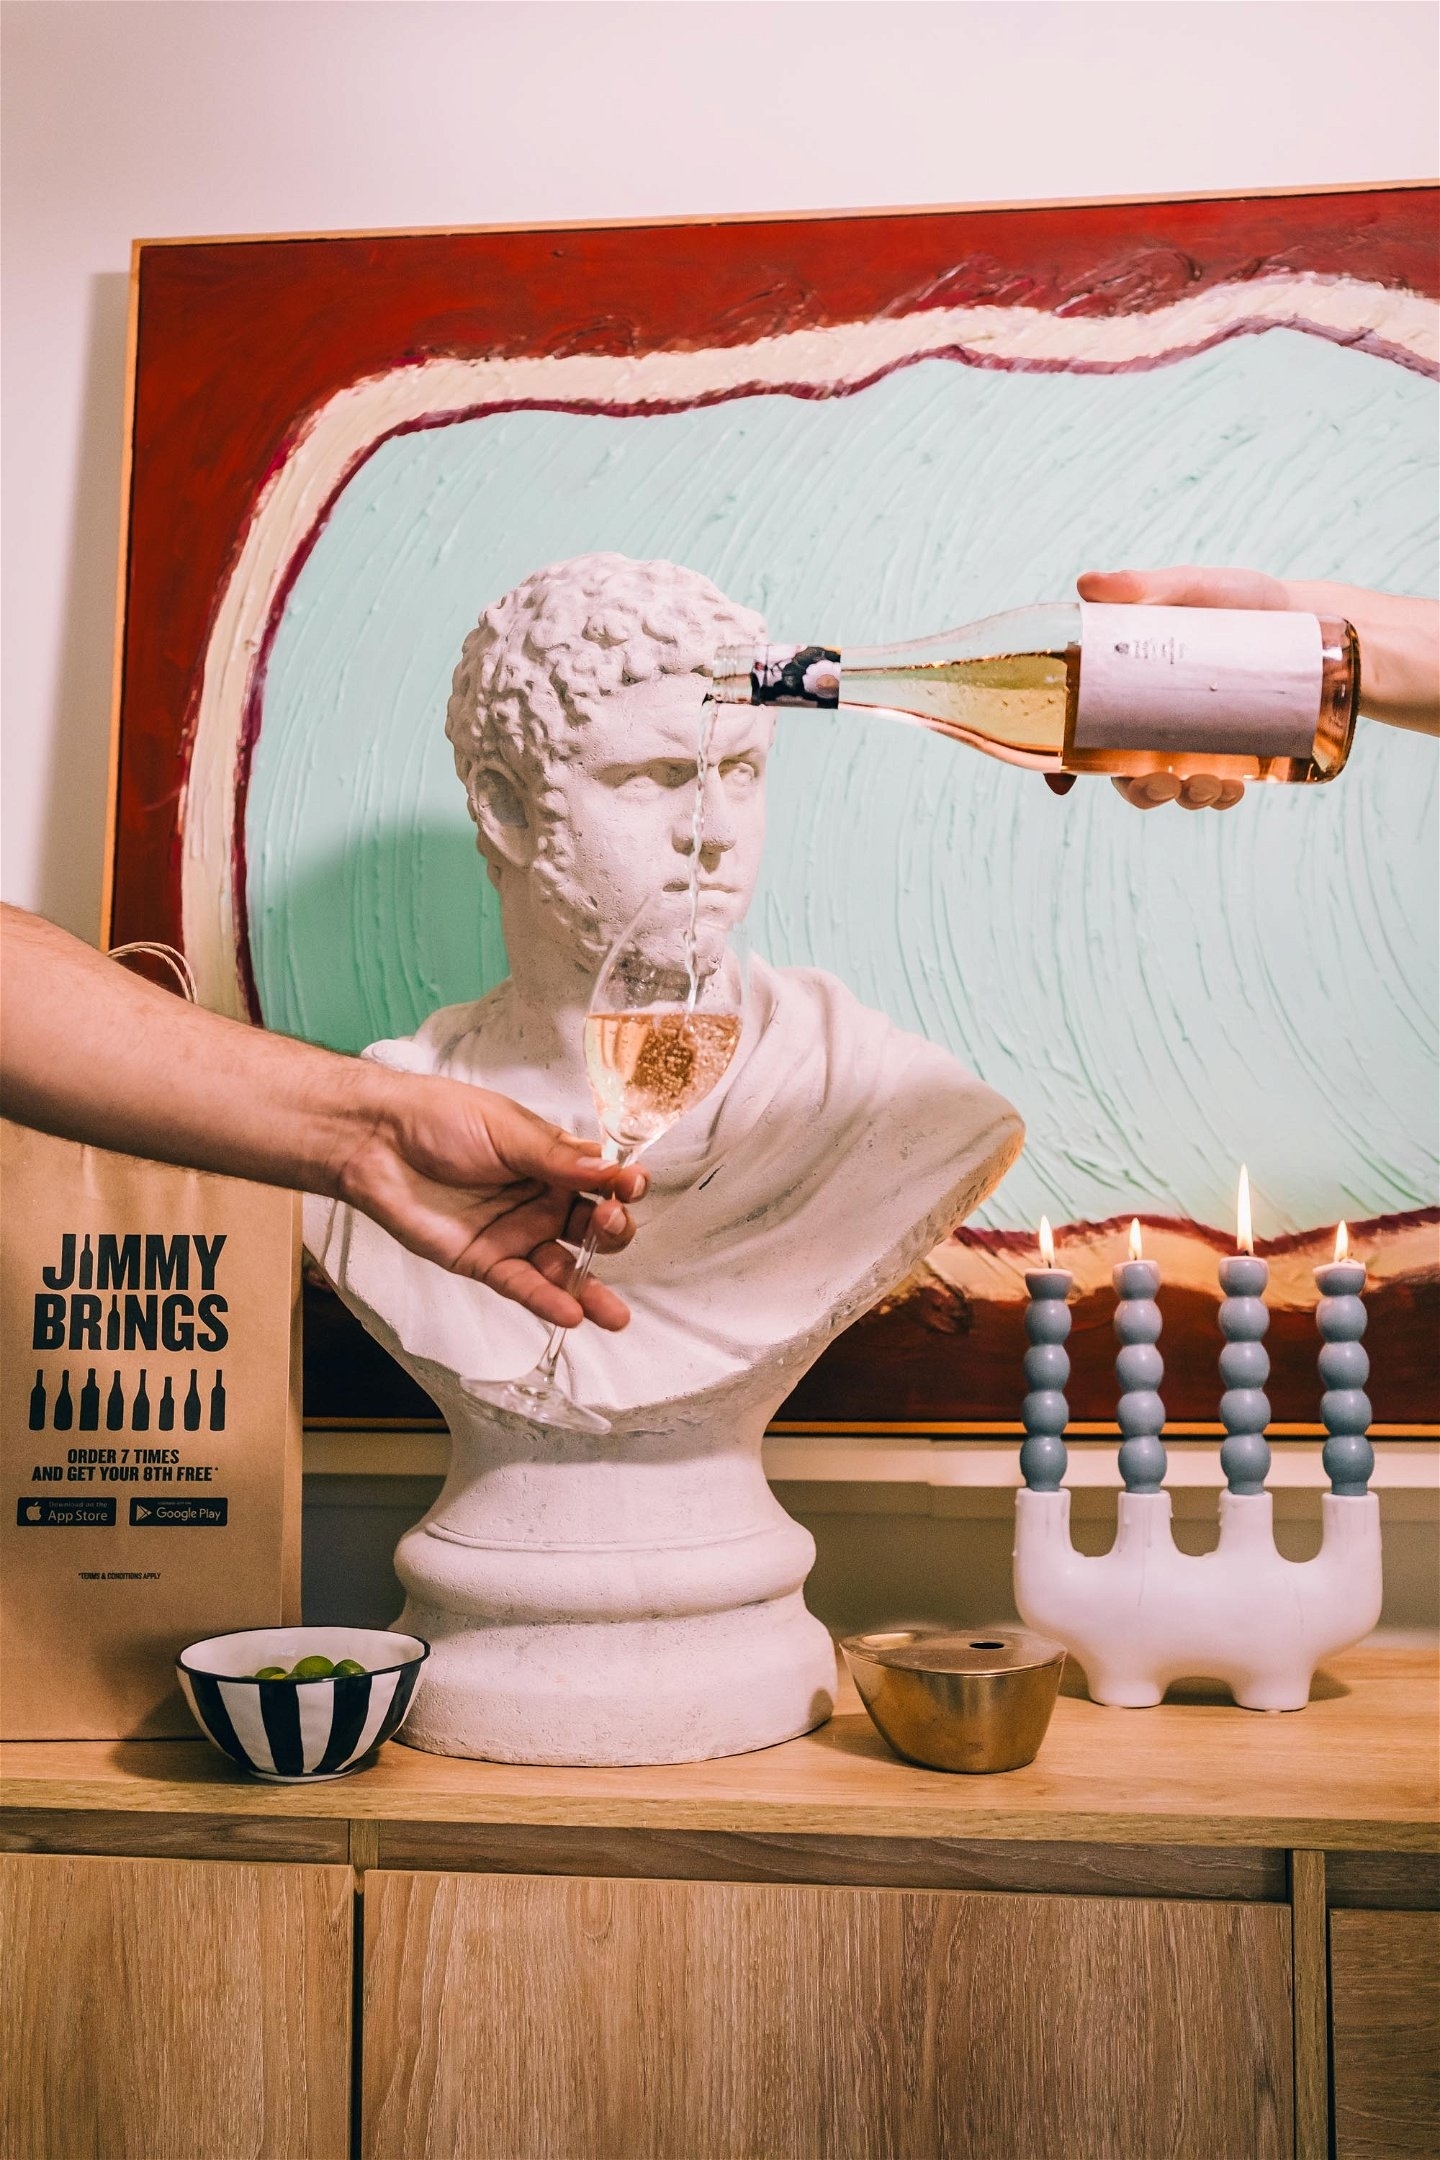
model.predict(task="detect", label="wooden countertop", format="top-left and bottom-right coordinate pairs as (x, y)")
top-left (2, 1646), bottom-right (1435, 1852)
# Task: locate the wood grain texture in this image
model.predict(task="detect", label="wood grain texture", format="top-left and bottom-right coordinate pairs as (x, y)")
top-left (0, 1853), bottom-right (352, 2160)
top-left (373, 1821), bottom-right (1286, 1898)
top-left (362, 1871), bottom-right (1293, 2160)
top-left (1331, 1909), bottom-right (1440, 2159)
top-left (2, 1646), bottom-right (1433, 1851)
top-left (1290, 1851), bottom-right (1329, 2160)
top-left (0, 1805), bottom-right (347, 1863)
top-left (1327, 1849), bottom-right (1440, 1910)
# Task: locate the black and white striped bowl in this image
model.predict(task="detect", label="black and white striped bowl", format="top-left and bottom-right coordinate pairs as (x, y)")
top-left (177, 1627), bottom-right (429, 1782)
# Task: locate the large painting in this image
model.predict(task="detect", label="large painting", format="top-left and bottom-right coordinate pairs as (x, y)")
top-left (107, 188), bottom-right (1439, 1428)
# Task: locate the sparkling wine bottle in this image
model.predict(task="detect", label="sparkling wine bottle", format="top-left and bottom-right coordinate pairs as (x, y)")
top-left (106, 1372), bottom-right (126, 1430)
top-left (131, 1370), bottom-right (151, 1433)
top-left (712, 603), bottom-right (1359, 785)
top-left (53, 1371), bottom-right (74, 1431)
top-left (78, 1368), bottom-right (101, 1431)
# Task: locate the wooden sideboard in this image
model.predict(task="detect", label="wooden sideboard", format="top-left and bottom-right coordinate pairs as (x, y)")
top-left (2, 1644), bottom-right (1436, 2160)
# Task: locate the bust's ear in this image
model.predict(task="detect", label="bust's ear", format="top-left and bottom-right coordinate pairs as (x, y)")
top-left (470, 762), bottom-right (534, 870)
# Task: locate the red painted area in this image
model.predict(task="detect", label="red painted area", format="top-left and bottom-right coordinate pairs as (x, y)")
top-left (111, 192), bottom-right (1440, 1428)
top-left (112, 188), bottom-right (1438, 953)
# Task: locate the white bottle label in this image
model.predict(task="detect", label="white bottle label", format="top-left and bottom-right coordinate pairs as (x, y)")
top-left (1074, 603), bottom-right (1323, 757)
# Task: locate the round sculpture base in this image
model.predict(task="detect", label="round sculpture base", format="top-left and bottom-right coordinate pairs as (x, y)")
top-left (393, 1592), bottom-right (838, 1766)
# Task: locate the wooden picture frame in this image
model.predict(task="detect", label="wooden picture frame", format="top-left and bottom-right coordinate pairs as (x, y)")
top-left (104, 185), bottom-right (1439, 1430)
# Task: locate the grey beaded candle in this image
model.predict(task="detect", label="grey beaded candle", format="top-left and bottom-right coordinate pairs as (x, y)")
top-left (1219, 1166), bottom-right (1271, 1495)
top-left (1114, 1220), bottom-right (1166, 1492)
top-left (1021, 1217), bottom-right (1071, 1491)
top-left (1315, 1224), bottom-right (1373, 1495)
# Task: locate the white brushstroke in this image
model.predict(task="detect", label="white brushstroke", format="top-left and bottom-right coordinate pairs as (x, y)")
top-left (182, 273), bottom-right (1437, 1011)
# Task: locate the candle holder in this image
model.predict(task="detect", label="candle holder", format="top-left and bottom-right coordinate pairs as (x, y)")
top-left (1013, 1223), bottom-right (1382, 1713)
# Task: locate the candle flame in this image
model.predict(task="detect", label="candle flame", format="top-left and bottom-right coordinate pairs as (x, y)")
top-left (1237, 1164), bottom-right (1253, 1254)
top-left (1335, 1220), bottom-right (1349, 1263)
top-left (1039, 1216), bottom-right (1054, 1268)
top-left (1128, 1217), bottom-right (1143, 1262)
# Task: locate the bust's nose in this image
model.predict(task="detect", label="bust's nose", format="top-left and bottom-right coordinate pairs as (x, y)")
top-left (673, 770), bottom-right (738, 867)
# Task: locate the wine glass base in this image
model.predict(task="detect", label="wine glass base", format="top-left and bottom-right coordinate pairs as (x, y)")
top-left (459, 1372), bottom-right (612, 1435)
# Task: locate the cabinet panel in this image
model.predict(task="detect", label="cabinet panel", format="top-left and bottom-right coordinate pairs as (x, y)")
top-left (0, 1852), bottom-right (352, 2160)
top-left (362, 1870), bottom-right (1292, 2160)
top-left (1332, 1908), bottom-right (1440, 2158)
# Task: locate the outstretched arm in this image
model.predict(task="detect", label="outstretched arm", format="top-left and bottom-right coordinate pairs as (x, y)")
top-left (0, 906), bottom-right (644, 1332)
top-left (1077, 568), bottom-right (1439, 809)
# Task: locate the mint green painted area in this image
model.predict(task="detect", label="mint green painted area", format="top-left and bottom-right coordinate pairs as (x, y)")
top-left (247, 331), bottom-right (1438, 1233)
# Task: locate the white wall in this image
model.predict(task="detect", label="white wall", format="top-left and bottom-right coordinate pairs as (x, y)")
top-left (4, 0), bottom-right (1437, 940)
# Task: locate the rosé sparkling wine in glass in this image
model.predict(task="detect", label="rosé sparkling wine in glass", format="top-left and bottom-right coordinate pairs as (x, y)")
top-left (584, 1009), bottom-right (742, 1153)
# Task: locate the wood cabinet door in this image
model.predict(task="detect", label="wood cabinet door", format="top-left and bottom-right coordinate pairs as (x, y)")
top-left (1331, 1908), bottom-right (1440, 2158)
top-left (0, 1851), bottom-right (352, 2160)
top-left (361, 1871), bottom-right (1292, 2160)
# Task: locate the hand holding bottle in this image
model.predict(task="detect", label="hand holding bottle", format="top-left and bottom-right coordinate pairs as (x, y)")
top-left (1077, 568), bottom-right (1440, 811)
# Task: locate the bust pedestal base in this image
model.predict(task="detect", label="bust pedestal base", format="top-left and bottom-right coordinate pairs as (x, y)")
top-left (395, 1591), bottom-right (837, 1766)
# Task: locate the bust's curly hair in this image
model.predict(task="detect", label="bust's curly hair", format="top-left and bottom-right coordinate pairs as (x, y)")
top-left (445, 552), bottom-right (765, 851)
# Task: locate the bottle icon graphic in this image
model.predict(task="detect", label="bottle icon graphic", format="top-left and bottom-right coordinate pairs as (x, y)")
top-left (157, 1377), bottom-right (175, 1432)
top-left (183, 1370), bottom-right (202, 1432)
top-left (106, 1372), bottom-right (126, 1431)
top-left (79, 1368), bottom-right (101, 1431)
top-left (131, 1371), bottom-right (151, 1432)
top-left (28, 1371), bottom-right (46, 1431)
top-left (209, 1370), bottom-right (226, 1433)
top-left (106, 1295), bottom-right (120, 1350)
top-left (78, 1234), bottom-right (94, 1289)
top-left (53, 1372), bottom-right (74, 1431)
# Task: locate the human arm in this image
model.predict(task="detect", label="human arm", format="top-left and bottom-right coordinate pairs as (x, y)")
top-left (1076, 568), bottom-right (1440, 808)
top-left (0, 906), bottom-right (643, 1331)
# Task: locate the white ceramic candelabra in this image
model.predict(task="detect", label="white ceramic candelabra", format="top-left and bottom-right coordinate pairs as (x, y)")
top-left (1012, 1223), bottom-right (1382, 1712)
top-left (1014, 1484), bottom-right (1381, 1710)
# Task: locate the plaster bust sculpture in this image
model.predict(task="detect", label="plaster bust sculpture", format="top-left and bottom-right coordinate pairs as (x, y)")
top-left (305, 553), bottom-right (1023, 1765)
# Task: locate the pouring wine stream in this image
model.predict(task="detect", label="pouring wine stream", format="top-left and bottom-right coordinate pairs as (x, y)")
top-left (683, 693), bottom-right (718, 1012)
top-left (459, 690), bottom-right (742, 1432)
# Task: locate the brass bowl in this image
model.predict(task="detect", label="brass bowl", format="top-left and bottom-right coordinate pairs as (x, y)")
top-left (841, 1625), bottom-right (1066, 1773)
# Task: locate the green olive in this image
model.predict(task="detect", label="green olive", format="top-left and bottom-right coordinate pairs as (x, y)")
top-left (289, 1654), bottom-right (336, 1680)
top-left (254, 1665), bottom-right (288, 1680)
top-left (332, 1658), bottom-right (366, 1677)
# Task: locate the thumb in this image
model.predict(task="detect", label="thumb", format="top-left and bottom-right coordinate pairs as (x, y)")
top-left (521, 1124), bottom-right (647, 1202)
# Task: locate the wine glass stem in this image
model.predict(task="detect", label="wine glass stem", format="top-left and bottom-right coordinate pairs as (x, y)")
top-left (533, 1146), bottom-right (636, 1385)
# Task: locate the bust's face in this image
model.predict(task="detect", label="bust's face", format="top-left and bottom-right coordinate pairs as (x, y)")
top-left (532, 671), bottom-right (772, 960)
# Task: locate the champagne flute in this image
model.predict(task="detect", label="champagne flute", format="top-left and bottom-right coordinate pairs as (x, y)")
top-left (460, 892), bottom-right (747, 1434)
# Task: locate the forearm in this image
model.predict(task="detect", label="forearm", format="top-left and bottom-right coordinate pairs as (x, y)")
top-left (1281, 582), bottom-right (1436, 736)
top-left (0, 906), bottom-right (380, 1195)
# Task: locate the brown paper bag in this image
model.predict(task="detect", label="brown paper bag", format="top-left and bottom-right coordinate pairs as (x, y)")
top-left (1, 1118), bottom-right (302, 1737)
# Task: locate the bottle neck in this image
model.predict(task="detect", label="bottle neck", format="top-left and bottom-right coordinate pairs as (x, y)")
top-left (712, 606), bottom-right (1078, 712)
